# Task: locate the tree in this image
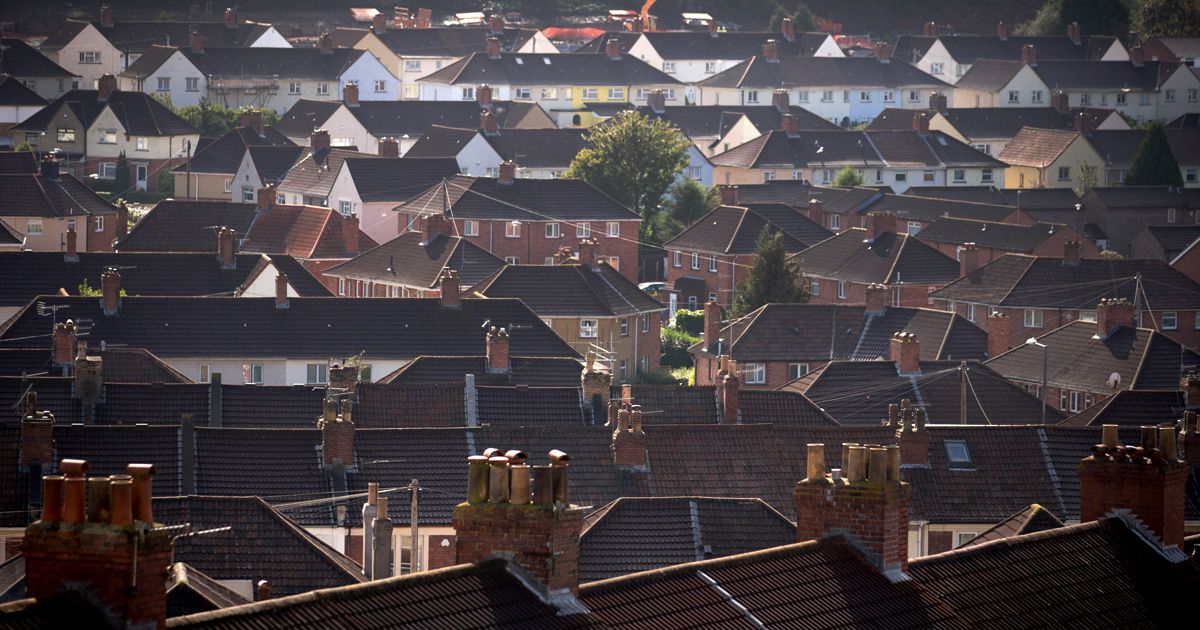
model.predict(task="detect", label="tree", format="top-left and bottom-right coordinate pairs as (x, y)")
top-left (1073, 161), bottom-right (1098, 196)
top-left (833, 166), bottom-right (863, 187)
top-left (732, 227), bottom-right (808, 316)
top-left (565, 110), bottom-right (691, 241)
top-left (1136, 0), bottom-right (1200, 37)
top-left (659, 179), bottom-right (718, 240)
top-left (769, 3), bottom-right (817, 31)
top-left (114, 151), bottom-right (130, 193)
top-left (1017, 0), bottom-right (1130, 39)
top-left (1124, 122), bottom-right (1184, 187)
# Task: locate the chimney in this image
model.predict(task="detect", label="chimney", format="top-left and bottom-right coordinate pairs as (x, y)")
top-left (772, 89), bottom-right (790, 113)
top-left (318, 398), bottom-right (355, 468)
top-left (224, 7), bottom-right (238, 28)
top-left (97, 74), bottom-right (117, 102)
top-left (370, 495), bottom-right (394, 579)
top-left (311, 129), bottom-right (331, 154)
top-left (721, 365), bottom-right (740, 423)
top-left (319, 32), bottom-right (333, 54)
top-left (762, 39), bottom-right (779, 63)
top-left (423, 212), bottom-right (451, 243)
top-left (1096, 298), bottom-right (1134, 338)
top-left (959, 242), bottom-right (980, 276)
top-left (1021, 44), bottom-right (1037, 66)
top-left (100, 268), bottom-right (121, 316)
top-left (865, 283), bottom-right (888, 314)
top-left (64, 226), bottom-right (78, 262)
top-left (476, 84), bottom-right (493, 107)
top-left (238, 111), bottom-right (265, 137)
top-left (708, 18), bottom-right (719, 37)
top-left (75, 345), bottom-right (103, 407)
top-left (39, 154), bottom-right (59, 181)
top-left (52, 320), bottom-right (78, 367)
top-left (218, 226), bottom-right (237, 269)
top-left (256, 580), bottom-right (272, 601)
top-left (781, 16), bottom-right (795, 42)
top-left (866, 212), bottom-right (896, 240)
top-left (372, 12), bottom-right (387, 34)
top-left (415, 7), bottom-right (432, 29)
top-left (275, 273), bottom-right (289, 309)
top-left (922, 21), bottom-right (937, 37)
top-left (189, 30), bottom-right (204, 54)
top-left (987, 311), bottom-right (1010, 358)
top-left (912, 111), bottom-right (930, 133)
top-left (1079, 424), bottom-right (1187, 548)
top-left (794, 442), bottom-right (911, 571)
top-left (929, 92), bottom-right (948, 113)
top-left (486, 327), bottom-right (510, 373)
top-left (361, 483), bottom-right (378, 576)
top-left (1074, 112), bottom-right (1090, 132)
top-left (453, 449), bottom-right (585, 595)
top-left (342, 215), bottom-right (361, 255)
top-left (344, 82), bottom-right (360, 107)
top-left (394, 6), bottom-right (410, 27)
top-left (875, 43), bottom-right (892, 64)
top-left (116, 201), bottom-right (129, 238)
top-left (1184, 411), bottom-right (1200, 473)
top-left (329, 363), bottom-right (359, 392)
top-left (606, 37), bottom-right (622, 60)
top-left (23, 460), bottom-right (172, 630)
top-left (997, 21), bottom-right (1009, 41)
top-left (489, 14), bottom-right (504, 36)
top-left (890, 332), bottom-right (920, 374)
top-left (890, 399), bottom-right (929, 466)
top-left (439, 268), bottom-right (460, 308)
top-left (581, 353), bottom-right (613, 420)
top-left (1130, 45), bottom-right (1144, 67)
top-left (378, 137), bottom-right (399, 157)
top-left (807, 199), bottom-right (825, 227)
top-left (782, 113), bottom-right (801, 137)
top-left (648, 89), bottom-right (666, 114)
top-left (487, 36), bottom-right (502, 59)
top-left (719, 185), bottom-right (737, 206)
top-left (578, 237), bottom-right (598, 269)
top-left (497, 160), bottom-right (516, 185)
top-left (99, 4), bottom-right (113, 28)
top-left (480, 109), bottom-right (499, 135)
top-left (612, 403), bottom-right (647, 468)
top-left (1184, 372), bottom-right (1200, 409)
top-left (1051, 90), bottom-right (1069, 114)
top-left (703, 300), bottom-right (722, 350)
top-left (256, 185), bottom-right (276, 212)
top-left (1067, 21), bottom-right (1081, 45)
top-left (1063, 239), bottom-right (1081, 265)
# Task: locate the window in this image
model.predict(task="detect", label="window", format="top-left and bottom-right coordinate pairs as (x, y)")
top-left (514, 87), bottom-right (531, 99)
top-left (837, 281), bottom-right (847, 300)
top-left (930, 62), bottom-right (944, 75)
top-left (673, 251), bottom-right (681, 267)
top-left (242, 186), bottom-right (254, 202)
top-left (955, 64), bottom-right (966, 77)
top-left (1057, 166), bottom-right (1070, 181)
top-left (56, 127), bottom-right (75, 143)
top-left (316, 83), bottom-right (329, 96)
top-left (338, 278), bottom-right (346, 296)
top-left (156, 77), bottom-right (170, 92)
top-left (1116, 92), bottom-right (1127, 105)
top-left (707, 292), bottom-right (718, 303)
top-left (705, 61), bottom-right (717, 74)
top-left (687, 166), bottom-right (702, 180)
top-left (974, 143), bottom-right (991, 155)
top-left (923, 171), bottom-right (935, 182)
top-left (540, 87), bottom-right (557, 99)
top-left (98, 128), bottom-right (117, 144)
top-left (186, 77), bottom-right (199, 92)
top-left (579, 319), bottom-right (598, 338)
top-left (545, 222), bottom-right (560, 238)
top-left (952, 169), bottom-right (965, 183)
top-left (1099, 93), bottom-right (1108, 106)
top-left (788, 363), bottom-right (809, 380)
top-left (608, 256), bottom-right (619, 270)
top-left (223, 178), bottom-right (233, 193)
top-left (883, 90), bottom-right (895, 103)
top-left (620, 318), bottom-right (628, 336)
top-left (1167, 207), bottom-right (1177, 223)
top-left (844, 90), bottom-right (851, 103)
top-left (135, 137), bottom-right (148, 151)
top-left (639, 355), bottom-right (649, 373)
top-left (691, 253), bottom-right (700, 270)
top-left (874, 169), bottom-right (883, 183)
top-left (859, 91), bottom-right (872, 102)
top-left (687, 295), bottom-right (698, 308)
top-left (338, 200), bottom-right (352, 216)
top-left (277, 193), bottom-right (286, 204)
top-left (582, 88), bottom-right (598, 100)
top-left (908, 90), bottom-right (920, 103)
top-left (78, 51), bottom-right (100, 64)
top-left (1164, 89), bottom-right (1176, 103)
top-left (1139, 93), bottom-right (1151, 105)
top-left (1187, 169), bottom-right (1197, 184)
top-left (620, 359), bottom-right (627, 381)
top-left (810, 280), bottom-right (820, 296)
top-left (956, 532), bottom-right (977, 547)
top-left (1079, 310), bottom-right (1096, 323)
top-left (895, 172), bottom-right (907, 182)
top-left (1069, 391), bottom-right (1082, 413)
top-left (709, 255), bottom-right (718, 272)
top-left (640, 314), bottom-right (649, 333)
top-left (100, 162), bottom-right (117, 180)
top-left (944, 440), bottom-right (971, 466)
top-left (1024, 308), bottom-right (1043, 328)
top-left (1188, 89), bottom-right (1198, 103)
top-left (662, 61), bottom-right (675, 73)
top-left (1163, 311), bottom-right (1178, 330)
top-left (907, 221), bottom-right (921, 236)
top-left (199, 365), bottom-right (210, 383)
top-left (607, 222), bottom-right (619, 237)
top-left (1080, 93), bottom-right (1091, 105)
top-left (243, 363), bottom-right (264, 385)
top-left (505, 256), bottom-right (520, 264)
top-left (485, 167), bottom-right (499, 178)
top-left (95, 216), bottom-right (104, 232)
top-left (830, 214), bottom-right (840, 230)
top-left (1031, 90), bottom-right (1044, 104)
top-left (745, 90), bottom-right (759, 104)
top-left (544, 256), bottom-right (556, 265)
top-left (821, 90), bottom-right (834, 102)
top-left (981, 168), bottom-right (993, 183)
top-left (607, 87), bottom-right (625, 100)
top-left (373, 80), bottom-right (387, 93)
top-left (743, 363), bottom-right (765, 384)
top-left (26, 220), bottom-right (43, 235)
top-left (1008, 90), bottom-right (1020, 104)
top-left (306, 363), bottom-right (328, 385)
top-left (506, 222), bottom-right (521, 238)
top-left (404, 60), bottom-right (422, 72)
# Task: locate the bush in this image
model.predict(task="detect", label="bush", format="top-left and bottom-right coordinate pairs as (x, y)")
top-left (634, 368), bottom-right (686, 385)
top-left (673, 308), bottom-right (705, 336)
top-left (661, 326), bottom-right (700, 369)
top-left (157, 169), bottom-right (175, 195)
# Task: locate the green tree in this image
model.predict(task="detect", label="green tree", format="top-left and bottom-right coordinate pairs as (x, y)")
top-left (769, 3), bottom-right (817, 31)
top-left (1136, 0), bottom-right (1200, 37)
top-left (14, 141), bottom-right (33, 152)
top-left (1017, 0), bottom-right (1131, 38)
top-left (114, 151), bottom-right (130, 193)
top-left (833, 166), bottom-right (863, 187)
top-left (1124, 122), bottom-right (1184, 186)
top-left (565, 110), bottom-right (690, 241)
top-left (659, 179), bottom-right (718, 240)
top-left (1073, 161), bottom-right (1098, 196)
top-left (732, 227), bottom-right (808, 316)
top-left (77, 279), bottom-right (127, 297)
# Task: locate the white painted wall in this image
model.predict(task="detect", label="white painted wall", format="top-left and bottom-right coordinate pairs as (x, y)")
top-left (238, 262), bottom-right (301, 297)
top-left (121, 50), bottom-right (206, 107)
top-left (452, 133), bottom-right (503, 176)
top-left (701, 85), bottom-right (944, 125)
top-left (163, 357), bottom-right (408, 386)
top-left (229, 151), bottom-right (263, 203)
top-left (50, 23), bottom-right (125, 88)
top-left (248, 27), bottom-right (292, 48)
top-left (340, 53), bottom-right (400, 103)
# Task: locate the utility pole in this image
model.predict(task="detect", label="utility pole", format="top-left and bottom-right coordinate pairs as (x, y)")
top-left (410, 478), bottom-right (419, 574)
top-left (959, 361), bottom-right (967, 424)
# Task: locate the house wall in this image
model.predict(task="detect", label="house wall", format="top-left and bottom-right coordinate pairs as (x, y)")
top-left (453, 133), bottom-right (504, 176)
top-left (417, 81), bottom-right (681, 127)
top-left (923, 231), bottom-right (1100, 263)
top-left (229, 151), bottom-right (266, 203)
top-left (715, 164), bottom-right (999, 193)
top-left (174, 171), bottom-right (234, 201)
top-left (808, 277), bottom-right (939, 308)
top-left (543, 311), bottom-right (660, 381)
top-left (0, 214), bottom-right (116, 254)
top-left (340, 53), bottom-right (400, 103)
top-left (119, 50), bottom-right (204, 107)
top-left (694, 355), bottom-right (830, 389)
top-left (915, 40), bottom-right (971, 84)
top-left (665, 251), bottom-right (755, 308)
top-left (1155, 66), bottom-right (1200, 123)
top-left (953, 65), bottom-right (1048, 108)
top-left (700, 85), bottom-right (942, 125)
top-left (1003, 136), bottom-right (1101, 189)
top-left (238, 263), bottom-right (300, 297)
top-left (12, 75), bottom-right (77, 101)
top-left (50, 24), bottom-right (126, 88)
top-left (0, 103), bottom-right (46, 126)
top-left (161, 357), bottom-right (406, 386)
top-left (248, 27), bottom-right (292, 48)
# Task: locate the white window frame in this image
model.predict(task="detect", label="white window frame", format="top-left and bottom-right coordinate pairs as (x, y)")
top-left (156, 77), bottom-right (170, 92)
top-left (673, 251), bottom-right (681, 267)
top-left (224, 178), bottom-right (233, 193)
top-left (505, 222), bottom-right (521, 238)
top-left (837, 281), bottom-right (847, 300)
top-left (620, 317), bottom-right (629, 336)
top-left (930, 62), bottom-right (944, 75)
top-left (641, 313), bottom-right (649, 333)
top-left (26, 220), bottom-right (44, 236)
top-left (1008, 90), bottom-right (1020, 104)
top-left (1167, 208), bottom-right (1177, 223)
top-left (576, 222), bottom-right (591, 238)
top-left (243, 363), bottom-right (264, 385)
top-left (953, 169), bottom-right (965, 183)
top-left (966, 303), bottom-right (976, 322)
top-left (607, 222), bottom-right (619, 237)
top-left (95, 216), bottom-right (105, 232)
top-left (579, 319), bottom-right (599, 339)
top-left (705, 61), bottom-right (717, 74)
top-left (545, 222), bottom-right (561, 238)
top-left (100, 162), bottom-right (117, 180)
top-left (1031, 90), bottom-right (1044, 104)
top-left (691, 253), bottom-right (700, 270)
top-left (981, 169), bottom-right (993, 183)
top-left (745, 90), bottom-right (759, 104)
top-left (514, 87), bottom-right (532, 100)
top-left (186, 77), bottom-right (199, 92)
top-left (709, 255), bottom-right (718, 273)
top-left (788, 363), bottom-right (809, 380)
top-left (373, 80), bottom-right (387, 93)
top-left (307, 363), bottom-right (329, 385)
top-left (199, 365), bottom-right (210, 383)
top-left (79, 51), bottom-right (101, 64)
top-left (607, 87), bottom-right (625, 100)
top-left (1163, 311), bottom-right (1178, 330)
top-left (338, 200), bottom-right (352, 217)
top-left (1024, 308), bottom-right (1043, 328)
top-left (99, 129), bottom-right (117, 144)
top-left (810, 280), bottom-right (820, 296)
top-left (743, 363), bottom-right (766, 384)
top-left (582, 88), bottom-right (598, 100)
top-left (316, 83), bottom-right (329, 96)
top-left (289, 82), bottom-right (302, 95)
top-left (464, 220), bottom-right (479, 237)
top-left (57, 127), bottom-right (76, 143)
top-left (135, 137), bottom-right (148, 151)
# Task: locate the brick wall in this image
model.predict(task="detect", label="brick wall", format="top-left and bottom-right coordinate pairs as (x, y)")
top-left (794, 477), bottom-right (911, 571)
top-left (809, 278), bottom-right (940, 308)
top-left (665, 251), bottom-right (755, 308)
top-left (426, 534), bottom-right (457, 570)
top-left (955, 304), bottom-right (1200, 356)
top-left (453, 502), bottom-right (584, 594)
top-left (1079, 453), bottom-right (1188, 548)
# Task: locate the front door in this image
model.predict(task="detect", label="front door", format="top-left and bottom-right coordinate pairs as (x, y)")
top-left (135, 164), bottom-right (148, 191)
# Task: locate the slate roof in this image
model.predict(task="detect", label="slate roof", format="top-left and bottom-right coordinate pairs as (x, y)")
top-left (1143, 225), bottom-right (1200, 256)
top-left (0, 347), bottom-right (189, 383)
top-left (381, 356), bottom-right (583, 388)
top-left (116, 201), bottom-right (257, 252)
top-left (127, 46), bottom-right (369, 82)
top-left (352, 26), bottom-right (542, 57)
top-left (473, 263), bottom-right (664, 317)
top-left (239, 203), bottom-right (378, 259)
top-left (52, 423), bottom-right (185, 494)
top-left (14, 89), bottom-right (197, 137)
top-left (419, 51), bottom-right (682, 86)
top-left (737, 390), bottom-right (840, 426)
top-left (274, 99), bottom-right (553, 140)
top-left (579, 496), bottom-right (797, 581)
top-left (664, 203), bottom-right (831, 255)
top-left (960, 59), bottom-right (1182, 92)
top-left (711, 129), bottom-right (1000, 169)
top-left (699, 55), bottom-right (950, 89)
top-left (1059, 389), bottom-right (1187, 427)
top-left (0, 40), bottom-right (75, 78)
top-left (406, 125), bottom-right (589, 168)
top-left (930, 254), bottom-right (1200, 309)
top-left (1088, 129), bottom-right (1200, 167)
top-left (901, 186), bottom-right (1083, 212)
top-left (932, 106), bottom-right (1120, 138)
top-left (0, 149), bottom-right (38, 174)
top-left (0, 296), bottom-right (579, 360)
top-left (0, 219), bottom-right (23, 246)
top-left (166, 563), bottom-right (250, 618)
top-left (324, 232), bottom-right (504, 290)
top-left (957, 504), bottom-right (1065, 548)
top-left (954, 59), bottom-right (1026, 91)
top-left (916, 217), bottom-right (1067, 252)
top-left (941, 35), bottom-right (1120, 64)
top-left (793, 228), bottom-right (962, 285)
top-left (1086, 185), bottom-right (1200, 210)
top-left (641, 31), bottom-right (834, 59)
top-left (0, 172), bottom-right (119, 218)
top-left (42, 18), bottom-right (274, 53)
top-left (175, 125), bottom-right (293, 175)
top-left (618, 384), bottom-right (719, 424)
top-left (398, 175), bottom-right (641, 222)
top-left (245, 146), bottom-right (306, 184)
top-left (271, 100), bottom-right (342, 138)
top-left (277, 147), bottom-right (374, 200)
top-left (477, 385), bottom-right (585, 426)
top-left (635, 105), bottom-right (841, 140)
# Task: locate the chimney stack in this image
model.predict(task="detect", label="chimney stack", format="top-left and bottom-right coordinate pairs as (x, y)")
top-left (959, 242), bottom-right (980, 277)
top-left (1130, 45), bottom-right (1144, 67)
top-left (1051, 90), bottom-right (1069, 114)
top-left (275, 273), bottom-right (289, 309)
top-left (100, 268), bottom-right (121, 316)
top-left (612, 403), bottom-right (647, 468)
top-left (648, 89), bottom-right (667, 114)
top-left (772, 89), bottom-right (790, 113)
top-left (708, 17), bottom-right (719, 37)
top-left (99, 4), bottom-right (113, 28)
top-left (606, 37), bottom-right (622, 60)
top-left (39, 154), bottom-right (59, 181)
top-left (394, 6), bottom-right (410, 28)
top-left (238, 110), bottom-right (265, 137)
top-left (497, 160), bottom-right (516, 185)
top-left (439, 268), bottom-right (460, 308)
top-left (578, 237), bottom-right (598, 269)
top-left (218, 226), bottom-right (237, 269)
top-left (865, 283), bottom-right (888, 314)
top-left (1074, 111), bottom-right (1090, 132)
top-left (116, 201), bottom-right (129, 238)
top-left (866, 211), bottom-right (896, 240)
top-left (1063, 239), bottom-right (1081, 265)
top-left (257, 184), bottom-right (276, 211)
top-left (1096, 297), bottom-right (1134, 338)
top-left (23, 460), bottom-right (172, 630)
top-left (311, 129), bottom-right (331, 154)
top-left (344, 82), bottom-right (360, 107)
top-left (372, 12), bottom-right (387, 34)
top-left (703, 300), bottom-right (722, 350)
top-left (997, 21), bottom-right (1009, 41)
top-left (189, 29), bottom-right (205, 54)
top-left (64, 225), bottom-right (78, 262)
top-left (781, 113), bottom-right (801, 137)
top-left (378, 137), bottom-right (399, 157)
top-left (1183, 372), bottom-right (1200, 409)
top-left (342, 215), bottom-right (361, 255)
top-left (794, 442), bottom-right (911, 571)
top-left (256, 580), bottom-right (272, 601)
top-left (370, 495), bottom-right (394, 579)
top-left (319, 32), bottom-right (333, 54)
top-left (875, 43), bottom-right (892, 64)
top-left (20, 407), bottom-right (55, 469)
top-left (423, 212), bottom-right (451, 243)
top-left (719, 185), bottom-right (737, 206)
top-left (415, 7), bottom-right (432, 29)
top-left (987, 311), bottom-right (1010, 358)
top-left (807, 198), bottom-right (825, 228)
top-left (922, 21), bottom-right (937, 37)
top-left (362, 483), bottom-right (378, 576)
top-left (97, 74), bottom-right (117, 102)
top-left (929, 92), bottom-right (948, 113)
top-left (75, 344), bottom-right (104, 408)
top-left (762, 39), bottom-right (779, 63)
top-left (890, 399), bottom-right (929, 466)
top-left (720, 362), bottom-right (740, 423)
top-left (224, 7), bottom-right (238, 29)
top-left (319, 398), bottom-right (355, 468)
top-left (329, 363), bottom-right (359, 392)
top-left (1021, 44), bottom-right (1037, 66)
top-left (453, 449), bottom-right (585, 595)
top-left (487, 36), bottom-right (502, 59)
top-left (1067, 21), bottom-right (1081, 45)
top-left (781, 16), bottom-right (795, 42)
top-left (1079, 424), bottom-right (1187, 548)
top-left (480, 108), bottom-right (499, 135)
top-left (53, 320), bottom-right (78, 367)
top-left (476, 84), bottom-right (493, 107)
top-left (912, 111), bottom-right (930, 133)
top-left (489, 14), bottom-right (504, 36)
top-left (890, 332), bottom-right (920, 374)
top-left (486, 327), bottom-right (510, 373)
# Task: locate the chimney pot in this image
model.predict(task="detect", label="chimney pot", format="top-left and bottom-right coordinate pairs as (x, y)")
top-left (480, 108), bottom-right (499, 135)
top-left (53, 319), bottom-right (78, 366)
top-left (108, 475), bottom-right (132, 526)
top-left (40, 475), bottom-right (64, 522)
top-left (40, 154), bottom-right (60, 181)
top-left (275, 273), bottom-right (289, 309)
top-left (1074, 112), bottom-right (1090, 132)
top-left (487, 456), bottom-right (510, 503)
top-left (891, 332), bottom-right (921, 374)
top-left (126, 463), bottom-right (155, 523)
top-left (805, 443), bottom-right (825, 481)
top-left (772, 89), bottom-right (790, 112)
top-left (782, 113), bottom-right (800, 137)
top-left (100, 4), bottom-right (113, 28)
top-left (912, 111), bottom-right (930, 133)
top-left (1051, 90), bottom-right (1069, 114)
top-left (256, 580), bottom-right (272, 601)
top-left (1063, 239), bottom-right (1081, 264)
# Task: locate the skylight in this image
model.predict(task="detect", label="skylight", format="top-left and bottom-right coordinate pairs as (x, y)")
top-left (944, 440), bottom-right (971, 466)
top-left (515, 57), bottom-right (524, 64)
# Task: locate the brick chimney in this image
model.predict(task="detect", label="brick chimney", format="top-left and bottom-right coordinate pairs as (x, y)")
top-left (865, 283), bottom-right (888, 314)
top-left (1079, 424), bottom-right (1186, 548)
top-left (486, 327), bottom-right (509, 373)
top-left (20, 408), bottom-right (54, 468)
top-left (238, 111), bottom-right (265, 137)
top-left (39, 154), bottom-right (58, 181)
top-left (708, 17), bottom-right (719, 37)
top-left (703, 300), bottom-right (722, 349)
top-left (648, 89), bottom-right (667, 114)
top-left (807, 199), bottom-right (825, 227)
top-left (780, 16), bottom-right (795, 42)
top-left (423, 212), bottom-right (451, 243)
top-left (997, 21), bottom-right (1009, 41)
top-left (959, 242), bottom-right (980, 276)
top-left (875, 43), bottom-right (892, 64)
top-left (578, 237), bottom-right (598, 269)
top-left (319, 398), bottom-right (355, 469)
top-left (488, 36), bottom-right (502, 60)
top-left (1074, 112), bottom-right (1090, 132)
top-left (1051, 90), bottom-right (1069, 114)
top-left (64, 226), bottom-right (78, 262)
top-left (97, 74), bottom-right (116, 102)
top-left (889, 399), bottom-right (929, 467)
top-left (439, 268), bottom-right (460, 307)
top-left (218, 226), bottom-right (237, 269)
top-left (719, 185), bottom-right (737, 206)
top-left (612, 403), bottom-right (647, 468)
top-left (1067, 21), bottom-right (1081, 45)
top-left (190, 29), bottom-right (205, 53)
top-left (922, 21), bottom-right (937, 37)
top-left (99, 4), bottom-right (113, 28)
top-left (100, 268), bottom-right (121, 316)
top-left (372, 12), bottom-right (387, 34)
top-left (771, 89), bottom-right (790, 113)
top-left (866, 212), bottom-right (896, 240)
top-left (23, 460), bottom-right (172, 630)
top-left (378, 137), bottom-right (399, 157)
top-left (1063, 239), bottom-right (1081, 265)
top-left (720, 364), bottom-right (740, 423)
top-left (480, 108), bottom-right (499, 135)
top-left (890, 332), bottom-right (920, 374)
top-left (929, 92), bottom-right (948, 113)
top-left (52, 320), bottom-right (77, 367)
top-left (275, 273), bottom-right (289, 309)
top-left (987, 311), bottom-right (1010, 358)
top-left (1130, 45), bottom-right (1144, 67)
top-left (342, 215), bottom-right (361, 255)
top-left (489, 14), bottom-right (504, 36)
top-left (257, 184), bottom-right (276, 211)
top-left (74, 345), bottom-right (103, 407)
top-left (1183, 410), bottom-right (1200, 467)
top-left (116, 201), bottom-right (128, 238)
top-left (794, 442), bottom-right (910, 571)
top-left (497, 160), bottom-right (516, 185)
top-left (329, 363), bottom-right (359, 392)
top-left (319, 32), bottom-right (333, 55)
top-left (762, 39), bottom-right (779, 63)
top-left (394, 6), bottom-right (410, 28)
top-left (224, 7), bottom-right (238, 29)
top-left (1096, 298), bottom-right (1134, 338)
top-left (476, 84), bottom-right (493, 107)
top-left (781, 113), bottom-right (801, 137)
top-left (415, 7), bottom-right (432, 29)
top-left (606, 37), bottom-right (622, 60)
top-left (912, 111), bottom-right (930, 133)
top-left (311, 129), bottom-right (331, 154)
top-left (1021, 44), bottom-right (1037, 66)
top-left (344, 82), bottom-right (360, 107)
top-left (1183, 372), bottom-right (1200, 409)
top-left (454, 450), bottom-right (584, 596)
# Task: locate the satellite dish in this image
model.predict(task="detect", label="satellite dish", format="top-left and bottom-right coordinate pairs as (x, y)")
top-left (1107, 372), bottom-right (1121, 388)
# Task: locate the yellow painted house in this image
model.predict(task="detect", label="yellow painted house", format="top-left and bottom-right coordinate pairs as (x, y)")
top-left (998, 127), bottom-right (1103, 189)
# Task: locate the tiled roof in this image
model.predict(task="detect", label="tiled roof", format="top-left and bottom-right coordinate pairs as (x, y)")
top-left (14, 89), bottom-right (197, 137)
top-left (275, 99), bottom-right (553, 140)
top-left (341, 157), bottom-right (461, 202)
top-left (954, 59), bottom-right (1025, 91)
top-left (1086, 185), bottom-right (1200, 209)
top-left (793, 228), bottom-right (961, 285)
top-left (737, 390), bottom-right (839, 426)
top-left (0, 39), bottom-right (75, 78)
top-left (277, 147), bottom-right (374, 200)
top-left (1059, 389), bottom-right (1187, 427)
top-left (641, 30), bottom-right (833, 59)
top-left (0, 172), bottom-right (119, 219)
top-left (635, 105), bottom-right (840, 139)
top-left (699, 55), bottom-right (949, 89)
top-left (354, 25), bottom-right (540, 57)
top-left (0, 150), bottom-right (38, 174)
top-left (116, 200), bottom-right (257, 253)
top-left (239, 203), bottom-right (378, 259)
top-left (999, 126), bottom-right (1081, 166)
top-left (0, 297), bottom-right (581, 361)
top-left (419, 51), bottom-right (681, 87)
top-left (1088, 129), bottom-right (1200, 167)
top-left (476, 385), bottom-right (585, 425)
top-left (1034, 60), bottom-right (1182, 91)
top-left (166, 563), bottom-right (250, 618)
top-left (245, 146), bottom-right (306, 184)
top-left (618, 384), bottom-right (719, 424)
top-left (52, 424), bottom-right (184, 494)
top-left (1144, 225), bottom-right (1200, 254)
top-left (193, 427), bottom-right (331, 509)
top-left (711, 129), bottom-right (1000, 169)
top-left (473, 263), bottom-right (664, 317)
top-left (916, 217), bottom-right (1066, 252)
top-left (579, 496), bottom-right (796, 581)
top-left (406, 126), bottom-right (589, 169)
top-left (0, 377), bottom-right (80, 424)
top-left (398, 175), bottom-right (641, 222)
top-left (0, 423), bottom-right (28, 526)
top-left (900, 185), bottom-right (1083, 212)
top-left (0, 219), bottom-right (24, 246)
top-left (94, 383), bottom-right (209, 424)
top-left (324, 232), bottom-right (505, 290)
top-left (380, 355), bottom-right (582, 387)
top-left (354, 382), bottom-right (466, 427)
top-left (664, 203), bottom-right (831, 255)
top-left (936, 35), bottom-right (1119, 64)
top-left (932, 106), bottom-right (1121, 139)
top-left (43, 18), bottom-right (274, 53)
top-left (271, 100), bottom-right (342, 138)
top-left (134, 47), bottom-right (369, 82)
top-left (958, 503), bottom-right (1064, 548)
top-left (0, 347), bottom-right (188, 383)
top-left (266, 255), bottom-right (335, 296)
top-left (176, 125), bottom-right (293, 175)
top-left (219, 385), bottom-right (326, 428)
